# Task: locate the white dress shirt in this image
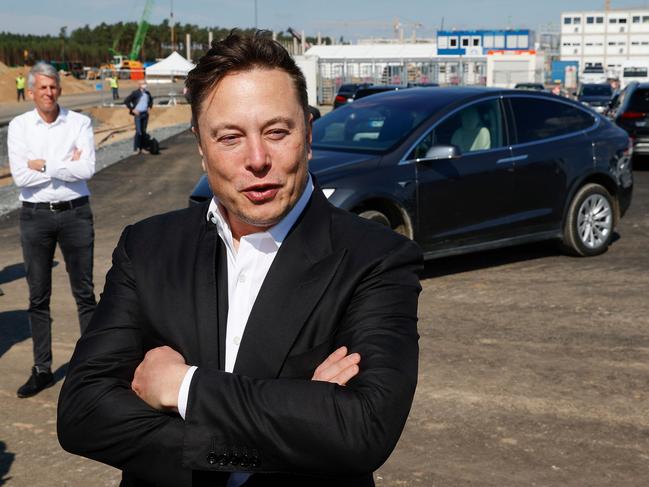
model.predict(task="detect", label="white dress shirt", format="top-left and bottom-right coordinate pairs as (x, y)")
top-left (8, 107), bottom-right (96, 202)
top-left (177, 174), bottom-right (314, 419)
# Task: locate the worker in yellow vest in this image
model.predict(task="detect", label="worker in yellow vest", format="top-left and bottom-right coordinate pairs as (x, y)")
top-left (16, 73), bottom-right (26, 101)
top-left (110, 76), bottom-right (119, 100)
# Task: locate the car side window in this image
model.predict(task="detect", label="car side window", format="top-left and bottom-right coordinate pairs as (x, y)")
top-left (510, 97), bottom-right (595, 143)
top-left (408, 99), bottom-right (505, 159)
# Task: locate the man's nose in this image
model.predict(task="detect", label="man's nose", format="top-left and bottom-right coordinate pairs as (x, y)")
top-left (246, 137), bottom-right (271, 173)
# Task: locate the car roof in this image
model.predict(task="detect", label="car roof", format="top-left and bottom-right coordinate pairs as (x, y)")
top-left (344, 86), bottom-right (582, 119)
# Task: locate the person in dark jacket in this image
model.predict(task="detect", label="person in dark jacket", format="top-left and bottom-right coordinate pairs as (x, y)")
top-left (124, 81), bottom-right (153, 154)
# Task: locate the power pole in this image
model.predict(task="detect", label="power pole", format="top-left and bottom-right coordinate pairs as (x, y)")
top-left (171, 0), bottom-right (176, 51)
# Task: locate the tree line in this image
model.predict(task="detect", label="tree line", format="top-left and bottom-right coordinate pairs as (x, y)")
top-left (0, 21), bottom-right (332, 67)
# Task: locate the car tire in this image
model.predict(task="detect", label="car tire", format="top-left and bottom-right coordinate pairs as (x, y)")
top-left (359, 210), bottom-right (391, 228)
top-left (562, 183), bottom-right (616, 257)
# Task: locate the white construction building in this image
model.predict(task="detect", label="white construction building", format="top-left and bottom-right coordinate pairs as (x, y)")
top-left (560, 8), bottom-right (649, 78)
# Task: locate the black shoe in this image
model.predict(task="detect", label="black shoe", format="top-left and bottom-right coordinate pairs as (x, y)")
top-left (17, 367), bottom-right (55, 398)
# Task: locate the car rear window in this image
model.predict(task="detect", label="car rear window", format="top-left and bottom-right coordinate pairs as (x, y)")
top-left (313, 94), bottom-right (431, 153)
top-left (510, 97), bottom-right (595, 143)
top-left (581, 85), bottom-right (612, 96)
top-left (629, 88), bottom-right (649, 111)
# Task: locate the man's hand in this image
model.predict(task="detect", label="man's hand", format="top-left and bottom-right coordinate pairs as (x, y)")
top-left (71, 147), bottom-right (82, 161)
top-left (27, 159), bottom-right (46, 172)
top-left (131, 346), bottom-right (190, 411)
top-left (312, 346), bottom-right (361, 386)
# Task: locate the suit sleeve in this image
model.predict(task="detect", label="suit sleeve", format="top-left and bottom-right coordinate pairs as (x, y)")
top-left (57, 227), bottom-right (190, 486)
top-left (183, 238), bottom-right (423, 476)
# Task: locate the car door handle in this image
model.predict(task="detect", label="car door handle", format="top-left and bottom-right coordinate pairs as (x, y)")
top-left (496, 154), bottom-right (529, 164)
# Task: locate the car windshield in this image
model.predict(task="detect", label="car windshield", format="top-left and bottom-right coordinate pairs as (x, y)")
top-left (581, 85), bottom-right (612, 96)
top-left (313, 94), bottom-right (432, 153)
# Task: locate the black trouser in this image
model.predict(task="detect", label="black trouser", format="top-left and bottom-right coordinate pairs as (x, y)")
top-left (20, 202), bottom-right (96, 371)
top-left (134, 112), bottom-right (149, 151)
top-left (17, 88), bottom-right (25, 101)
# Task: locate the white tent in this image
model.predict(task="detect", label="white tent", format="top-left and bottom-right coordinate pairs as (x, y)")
top-left (146, 51), bottom-right (195, 77)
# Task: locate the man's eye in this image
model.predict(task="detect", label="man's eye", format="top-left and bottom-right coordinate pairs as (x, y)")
top-left (219, 135), bottom-right (239, 145)
top-left (267, 129), bottom-right (289, 140)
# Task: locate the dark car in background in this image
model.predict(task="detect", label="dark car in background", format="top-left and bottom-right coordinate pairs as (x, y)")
top-left (353, 85), bottom-right (407, 101)
top-left (611, 81), bottom-right (649, 154)
top-left (191, 88), bottom-right (633, 259)
top-left (577, 83), bottom-right (613, 114)
top-left (332, 83), bottom-right (373, 109)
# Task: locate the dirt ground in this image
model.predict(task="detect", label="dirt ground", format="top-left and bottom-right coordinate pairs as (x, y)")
top-left (0, 132), bottom-right (648, 486)
top-left (88, 104), bottom-right (191, 147)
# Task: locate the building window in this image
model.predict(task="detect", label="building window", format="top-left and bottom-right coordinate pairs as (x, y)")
top-left (517, 35), bottom-right (529, 48)
top-left (461, 37), bottom-right (469, 47)
top-left (438, 36), bottom-right (448, 48)
top-left (573, 17), bottom-right (581, 24)
top-left (483, 35), bottom-right (494, 48)
top-left (644, 16), bottom-right (649, 23)
top-left (632, 41), bottom-right (640, 45)
top-left (587, 16), bottom-right (594, 24)
top-left (472, 36), bottom-right (480, 46)
top-left (633, 16), bottom-right (641, 23)
top-left (609, 18), bottom-right (617, 24)
top-left (586, 42), bottom-right (593, 46)
top-left (608, 41), bottom-right (616, 45)
top-left (494, 35), bottom-right (505, 48)
top-left (564, 17), bottom-right (572, 25)
top-left (506, 35), bottom-right (517, 48)
top-left (619, 18), bottom-right (627, 24)
top-left (596, 17), bottom-right (604, 23)
top-left (449, 37), bottom-right (458, 47)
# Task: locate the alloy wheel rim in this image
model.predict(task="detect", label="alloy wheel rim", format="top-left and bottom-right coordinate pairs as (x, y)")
top-left (577, 194), bottom-right (612, 249)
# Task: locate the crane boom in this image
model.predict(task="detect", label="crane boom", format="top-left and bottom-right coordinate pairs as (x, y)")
top-left (129, 0), bottom-right (154, 60)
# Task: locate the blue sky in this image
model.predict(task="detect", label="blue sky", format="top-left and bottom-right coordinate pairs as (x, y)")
top-left (0, 0), bottom-right (645, 40)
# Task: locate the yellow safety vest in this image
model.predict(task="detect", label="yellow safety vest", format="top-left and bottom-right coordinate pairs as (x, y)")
top-left (110, 77), bottom-right (118, 89)
top-left (16, 76), bottom-right (25, 89)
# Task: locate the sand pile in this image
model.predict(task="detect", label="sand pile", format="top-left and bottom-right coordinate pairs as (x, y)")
top-left (0, 65), bottom-right (94, 103)
top-left (88, 105), bottom-right (191, 146)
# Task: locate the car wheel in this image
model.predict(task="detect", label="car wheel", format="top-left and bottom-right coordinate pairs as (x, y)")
top-left (359, 210), bottom-right (391, 228)
top-left (562, 183), bottom-right (615, 256)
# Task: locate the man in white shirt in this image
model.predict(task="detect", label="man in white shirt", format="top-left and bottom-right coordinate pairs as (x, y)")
top-left (8, 62), bottom-right (96, 398)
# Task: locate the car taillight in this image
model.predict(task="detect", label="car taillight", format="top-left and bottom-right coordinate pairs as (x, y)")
top-left (335, 95), bottom-right (347, 103)
top-left (620, 111), bottom-right (647, 119)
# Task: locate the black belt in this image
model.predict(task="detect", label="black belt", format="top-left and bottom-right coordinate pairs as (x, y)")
top-left (22, 196), bottom-right (89, 212)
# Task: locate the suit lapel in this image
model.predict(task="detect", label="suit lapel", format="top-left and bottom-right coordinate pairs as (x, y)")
top-left (191, 213), bottom-right (221, 369)
top-left (233, 190), bottom-right (346, 379)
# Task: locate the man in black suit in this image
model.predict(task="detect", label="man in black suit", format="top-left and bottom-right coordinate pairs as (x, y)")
top-left (58, 32), bottom-right (422, 486)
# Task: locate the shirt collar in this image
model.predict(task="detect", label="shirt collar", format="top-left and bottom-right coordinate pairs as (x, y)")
top-left (207, 173), bottom-right (314, 251)
top-left (32, 106), bottom-right (67, 126)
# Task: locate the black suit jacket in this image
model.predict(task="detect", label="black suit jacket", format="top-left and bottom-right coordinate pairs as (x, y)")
top-left (57, 187), bottom-right (423, 486)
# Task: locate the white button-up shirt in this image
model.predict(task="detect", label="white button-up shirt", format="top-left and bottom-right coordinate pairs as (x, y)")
top-left (8, 107), bottom-right (95, 202)
top-left (177, 174), bottom-right (314, 418)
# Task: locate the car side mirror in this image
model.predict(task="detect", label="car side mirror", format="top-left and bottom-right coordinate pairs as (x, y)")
top-left (418, 144), bottom-right (462, 162)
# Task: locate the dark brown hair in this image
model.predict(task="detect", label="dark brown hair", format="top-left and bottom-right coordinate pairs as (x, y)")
top-left (186, 30), bottom-right (309, 131)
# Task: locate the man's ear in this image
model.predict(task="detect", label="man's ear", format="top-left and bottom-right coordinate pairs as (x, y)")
top-left (192, 126), bottom-right (206, 171)
top-left (306, 113), bottom-right (313, 161)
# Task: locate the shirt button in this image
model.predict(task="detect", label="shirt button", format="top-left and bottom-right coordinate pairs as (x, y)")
top-left (238, 273), bottom-right (247, 283)
top-left (233, 336), bottom-right (241, 346)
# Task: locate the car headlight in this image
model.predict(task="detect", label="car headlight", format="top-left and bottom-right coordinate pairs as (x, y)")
top-left (322, 188), bottom-right (336, 199)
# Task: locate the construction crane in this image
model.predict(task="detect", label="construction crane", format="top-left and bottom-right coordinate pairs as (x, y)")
top-left (103, 0), bottom-right (154, 79)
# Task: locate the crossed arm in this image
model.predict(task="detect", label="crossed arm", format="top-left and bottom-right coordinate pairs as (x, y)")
top-left (131, 345), bottom-right (361, 413)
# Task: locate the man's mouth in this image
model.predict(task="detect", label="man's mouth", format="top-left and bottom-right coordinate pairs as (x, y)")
top-left (242, 184), bottom-right (281, 203)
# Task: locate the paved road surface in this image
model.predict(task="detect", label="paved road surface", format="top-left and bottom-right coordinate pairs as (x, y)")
top-left (0, 132), bottom-right (648, 486)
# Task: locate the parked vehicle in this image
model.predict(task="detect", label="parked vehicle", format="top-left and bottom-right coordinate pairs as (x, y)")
top-left (190, 88), bottom-right (633, 259)
top-left (581, 65), bottom-right (608, 84)
top-left (611, 81), bottom-right (649, 154)
top-left (332, 83), bottom-right (373, 109)
top-left (514, 82), bottom-right (546, 91)
top-left (353, 85), bottom-right (407, 101)
top-left (621, 60), bottom-right (649, 89)
top-left (577, 83), bottom-right (613, 113)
